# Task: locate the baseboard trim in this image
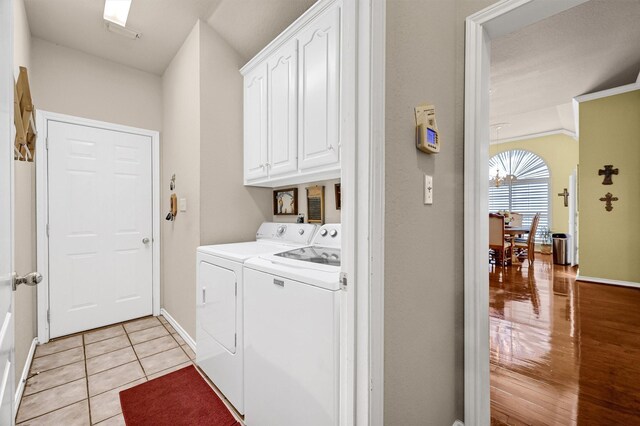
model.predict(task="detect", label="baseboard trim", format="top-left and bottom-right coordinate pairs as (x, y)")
top-left (14, 337), bottom-right (38, 414)
top-left (576, 275), bottom-right (640, 289)
top-left (453, 420), bottom-right (464, 426)
top-left (159, 308), bottom-right (196, 352)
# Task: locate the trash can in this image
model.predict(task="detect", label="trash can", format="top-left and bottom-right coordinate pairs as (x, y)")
top-left (552, 233), bottom-right (569, 265)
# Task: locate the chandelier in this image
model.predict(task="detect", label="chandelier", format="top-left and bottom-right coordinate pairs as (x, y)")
top-left (490, 169), bottom-right (517, 187)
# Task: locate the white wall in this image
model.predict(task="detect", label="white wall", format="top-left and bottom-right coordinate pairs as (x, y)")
top-left (161, 22), bottom-right (201, 338)
top-left (30, 37), bottom-right (162, 132)
top-left (384, 0), bottom-right (493, 424)
top-left (13, 0), bottom-right (36, 385)
top-left (199, 21), bottom-right (271, 246)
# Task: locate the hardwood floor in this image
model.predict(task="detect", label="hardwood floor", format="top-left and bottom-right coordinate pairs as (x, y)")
top-left (490, 255), bottom-right (640, 425)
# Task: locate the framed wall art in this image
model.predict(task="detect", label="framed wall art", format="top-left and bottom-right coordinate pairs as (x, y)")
top-left (273, 188), bottom-right (298, 215)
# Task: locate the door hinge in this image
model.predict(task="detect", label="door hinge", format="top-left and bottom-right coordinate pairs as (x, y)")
top-left (46, 223), bottom-right (50, 237)
top-left (234, 333), bottom-right (237, 347)
top-left (340, 272), bottom-right (348, 290)
top-left (47, 309), bottom-right (50, 323)
top-left (45, 137), bottom-right (49, 150)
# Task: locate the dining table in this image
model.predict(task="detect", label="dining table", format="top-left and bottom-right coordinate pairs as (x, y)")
top-left (504, 226), bottom-right (530, 264)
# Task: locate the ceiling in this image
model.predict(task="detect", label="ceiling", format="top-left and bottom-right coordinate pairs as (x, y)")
top-left (24, 0), bottom-right (316, 75)
top-left (490, 0), bottom-right (640, 142)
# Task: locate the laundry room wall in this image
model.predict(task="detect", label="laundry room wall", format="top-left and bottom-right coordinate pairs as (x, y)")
top-left (161, 22), bottom-right (201, 339)
top-left (30, 37), bottom-right (162, 132)
top-left (199, 21), bottom-right (272, 246)
top-left (384, 0), bottom-right (494, 424)
top-left (13, 0), bottom-right (36, 386)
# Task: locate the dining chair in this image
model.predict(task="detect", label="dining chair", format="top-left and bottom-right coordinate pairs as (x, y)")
top-left (515, 213), bottom-right (540, 265)
top-left (509, 212), bottom-right (523, 227)
top-left (489, 213), bottom-right (512, 267)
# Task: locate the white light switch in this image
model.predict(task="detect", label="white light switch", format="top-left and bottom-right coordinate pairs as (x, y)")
top-left (424, 175), bottom-right (433, 205)
top-left (179, 198), bottom-right (187, 212)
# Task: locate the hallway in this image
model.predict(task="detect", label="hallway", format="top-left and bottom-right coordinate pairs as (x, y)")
top-left (490, 256), bottom-right (640, 425)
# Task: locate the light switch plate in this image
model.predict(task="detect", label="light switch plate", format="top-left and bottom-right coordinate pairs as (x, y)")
top-left (179, 198), bottom-right (187, 212)
top-left (424, 175), bottom-right (433, 205)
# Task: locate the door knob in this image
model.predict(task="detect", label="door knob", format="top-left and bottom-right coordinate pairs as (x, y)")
top-left (12, 272), bottom-right (43, 291)
top-left (142, 237), bottom-right (150, 244)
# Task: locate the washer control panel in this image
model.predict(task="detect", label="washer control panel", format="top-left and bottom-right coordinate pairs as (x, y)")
top-left (312, 224), bottom-right (341, 248)
top-left (256, 223), bottom-right (318, 245)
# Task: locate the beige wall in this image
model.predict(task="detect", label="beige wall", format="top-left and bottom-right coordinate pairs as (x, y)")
top-left (30, 38), bottom-right (162, 132)
top-left (384, 0), bottom-right (493, 423)
top-left (13, 0), bottom-right (36, 385)
top-left (273, 179), bottom-right (342, 224)
top-left (199, 22), bottom-right (271, 246)
top-left (161, 22), bottom-right (201, 338)
top-left (578, 90), bottom-right (640, 283)
top-left (490, 134), bottom-right (579, 234)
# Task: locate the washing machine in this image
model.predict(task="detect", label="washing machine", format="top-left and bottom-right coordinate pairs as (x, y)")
top-left (243, 224), bottom-right (342, 426)
top-left (196, 222), bottom-right (317, 414)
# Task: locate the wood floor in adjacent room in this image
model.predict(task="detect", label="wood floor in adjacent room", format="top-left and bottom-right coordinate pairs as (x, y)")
top-left (490, 255), bottom-right (640, 425)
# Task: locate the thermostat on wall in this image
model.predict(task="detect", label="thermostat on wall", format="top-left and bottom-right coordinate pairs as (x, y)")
top-left (415, 104), bottom-right (440, 154)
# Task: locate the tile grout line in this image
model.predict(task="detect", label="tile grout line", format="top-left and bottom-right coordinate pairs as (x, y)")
top-left (82, 334), bottom-right (94, 425)
top-left (122, 323), bottom-right (150, 382)
top-left (161, 320), bottom-right (193, 360)
top-left (15, 399), bottom-right (89, 425)
top-left (20, 372), bottom-right (85, 399)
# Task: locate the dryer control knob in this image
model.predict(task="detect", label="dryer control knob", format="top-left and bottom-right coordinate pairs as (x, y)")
top-left (298, 229), bottom-right (304, 235)
top-left (330, 229), bottom-right (338, 237)
top-left (320, 229), bottom-right (328, 237)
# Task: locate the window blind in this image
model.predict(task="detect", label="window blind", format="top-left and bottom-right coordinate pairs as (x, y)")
top-left (489, 150), bottom-right (550, 240)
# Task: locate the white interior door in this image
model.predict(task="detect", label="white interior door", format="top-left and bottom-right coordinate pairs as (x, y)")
top-left (0, 0), bottom-right (15, 421)
top-left (48, 121), bottom-right (153, 338)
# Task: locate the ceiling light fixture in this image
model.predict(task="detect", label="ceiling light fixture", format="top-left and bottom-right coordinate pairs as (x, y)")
top-left (103, 0), bottom-right (132, 27)
top-left (105, 21), bottom-right (142, 39)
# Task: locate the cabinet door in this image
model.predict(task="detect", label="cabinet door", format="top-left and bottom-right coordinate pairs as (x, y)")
top-left (297, 3), bottom-right (341, 171)
top-left (244, 65), bottom-right (269, 182)
top-left (268, 40), bottom-right (299, 177)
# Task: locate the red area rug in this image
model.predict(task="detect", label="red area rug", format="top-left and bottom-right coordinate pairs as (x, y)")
top-left (119, 365), bottom-right (241, 426)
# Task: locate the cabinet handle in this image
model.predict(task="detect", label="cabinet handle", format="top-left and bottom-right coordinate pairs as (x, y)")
top-left (273, 279), bottom-right (284, 287)
top-left (202, 287), bottom-right (206, 304)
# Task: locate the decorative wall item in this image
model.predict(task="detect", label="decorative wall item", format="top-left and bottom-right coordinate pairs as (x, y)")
top-left (557, 188), bottom-right (569, 207)
top-left (166, 194), bottom-right (178, 221)
top-left (306, 185), bottom-right (325, 224)
top-left (14, 66), bottom-right (37, 162)
top-left (335, 183), bottom-right (341, 210)
top-left (598, 165), bottom-right (618, 185)
top-left (273, 188), bottom-right (298, 215)
top-left (599, 192), bottom-right (618, 212)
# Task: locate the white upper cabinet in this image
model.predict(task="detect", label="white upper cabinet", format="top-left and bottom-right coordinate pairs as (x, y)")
top-left (297, 5), bottom-right (341, 171)
top-left (244, 64), bottom-right (269, 183)
top-left (268, 39), bottom-right (299, 178)
top-left (241, 0), bottom-right (342, 187)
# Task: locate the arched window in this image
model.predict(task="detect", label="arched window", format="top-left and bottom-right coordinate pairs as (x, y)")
top-left (489, 150), bottom-right (550, 238)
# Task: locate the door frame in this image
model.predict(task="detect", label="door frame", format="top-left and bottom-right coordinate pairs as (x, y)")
top-left (342, 0), bottom-right (385, 424)
top-left (463, 0), bottom-right (589, 423)
top-left (35, 110), bottom-right (161, 343)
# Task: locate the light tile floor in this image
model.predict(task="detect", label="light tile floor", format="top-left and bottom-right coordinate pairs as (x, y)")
top-left (16, 315), bottom-right (195, 425)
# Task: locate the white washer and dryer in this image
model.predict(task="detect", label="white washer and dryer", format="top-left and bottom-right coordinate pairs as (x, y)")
top-left (243, 224), bottom-right (342, 426)
top-left (196, 222), bottom-right (318, 414)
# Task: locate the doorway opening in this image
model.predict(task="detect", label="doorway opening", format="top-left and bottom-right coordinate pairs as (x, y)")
top-left (465, 0), bottom-right (640, 423)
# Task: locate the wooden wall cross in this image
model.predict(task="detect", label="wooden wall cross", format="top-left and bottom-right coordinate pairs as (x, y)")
top-left (599, 192), bottom-right (618, 212)
top-left (598, 165), bottom-right (618, 185)
top-left (557, 188), bottom-right (569, 207)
